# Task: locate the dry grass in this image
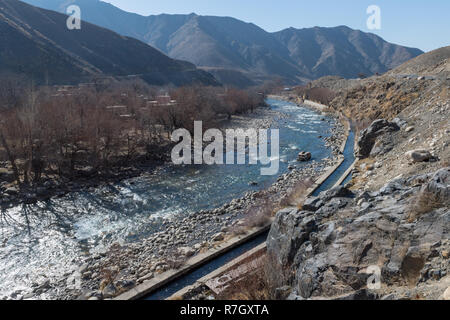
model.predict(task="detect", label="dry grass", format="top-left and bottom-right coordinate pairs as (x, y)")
top-left (232, 226), bottom-right (248, 236)
top-left (244, 201), bottom-right (272, 228)
top-left (216, 257), bottom-right (270, 300)
top-left (263, 252), bottom-right (295, 298)
top-left (351, 118), bottom-right (372, 133)
top-left (279, 177), bottom-right (314, 208)
top-left (232, 199), bottom-right (274, 236)
top-left (293, 86), bottom-right (337, 105)
top-left (441, 159), bottom-right (450, 168)
top-left (99, 267), bottom-right (118, 290)
top-left (216, 253), bottom-right (294, 300)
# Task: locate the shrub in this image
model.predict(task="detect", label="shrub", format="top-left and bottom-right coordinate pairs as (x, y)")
top-left (216, 257), bottom-right (270, 300)
top-left (216, 254), bottom-right (294, 300)
top-left (294, 86), bottom-right (337, 105)
top-left (279, 177), bottom-right (314, 208)
top-left (244, 200), bottom-right (273, 229)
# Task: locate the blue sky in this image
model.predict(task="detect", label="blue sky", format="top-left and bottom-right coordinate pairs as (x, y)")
top-left (104, 0), bottom-right (449, 52)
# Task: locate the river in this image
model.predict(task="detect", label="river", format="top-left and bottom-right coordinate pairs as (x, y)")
top-left (0, 98), bottom-right (338, 299)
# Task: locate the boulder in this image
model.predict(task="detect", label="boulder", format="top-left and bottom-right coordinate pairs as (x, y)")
top-left (297, 151), bottom-right (312, 162)
top-left (406, 149), bottom-right (432, 162)
top-left (370, 134), bottom-right (394, 157)
top-left (392, 117), bottom-right (408, 128)
top-left (315, 197), bottom-right (352, 218)
top-left (379, 178), bottom-right (407, 195)
top-left (212, 232), bottom-right (224, 242)
top-left (321, 186), bottom-right (354, 200)
top-left (302, 197), bottom-right (323, 212)
top-left (356, 119), bottom-right (400, 158)
top-left (303, 186), bottom-right (353, 212)
top-left (267, 169), bottom-right (450, 300)
top-left (101, 283), bottom-right (117, 298)
top-left (422, 167), bottom-right (450, 205)
top-left (178, 246), bottom-right (195, 257)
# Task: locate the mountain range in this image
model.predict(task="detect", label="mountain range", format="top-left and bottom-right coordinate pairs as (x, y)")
top-left (22, 0), bottom-right (424, 86)
top-left (0, 0), bottom-right (218, 86)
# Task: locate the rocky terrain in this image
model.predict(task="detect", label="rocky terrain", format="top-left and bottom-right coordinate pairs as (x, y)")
top-left (386, 46), bottom-right (450, 79)
top-left (268, 171), bottom-right (449, 300)
top-left (266, 47), bottom-right (450, 300)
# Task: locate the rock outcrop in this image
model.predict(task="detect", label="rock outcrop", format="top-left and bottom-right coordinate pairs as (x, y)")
top-left (267, 169), bottom-right (450, 300)
top-left (356, 119), bottom-right (400, 158)
top-left (297, 152), bottom-right (312, 162)
top-left (422, 168), bottom-right (450, 206)
top-left (406, 149), bottom-right (434, 163)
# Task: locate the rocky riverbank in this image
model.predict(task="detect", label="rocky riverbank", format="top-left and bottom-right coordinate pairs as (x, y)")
top-left (69, 103), bottom-right (345, 301)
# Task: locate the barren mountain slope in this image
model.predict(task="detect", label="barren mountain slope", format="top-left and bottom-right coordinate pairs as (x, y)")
top-left (0, 0), bottom-right (218, 85)
top-left (22, 0), bottom-right (424, 86)
top-left (387, 46), bottom-right (450, 78)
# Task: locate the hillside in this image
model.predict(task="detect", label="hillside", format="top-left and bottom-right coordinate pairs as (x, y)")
top-left (22, 0), bottom-right (423, 86)
top-left (0, 0), bottom-right (218, 86)
top-left (273, 26), bottom-right (423, 79)
top-left (387, 46), bottom-right (450, 78)
top-left (144, 14), bottom-right (303, 85)
top-left (267, 46), bottom-right (450, 300)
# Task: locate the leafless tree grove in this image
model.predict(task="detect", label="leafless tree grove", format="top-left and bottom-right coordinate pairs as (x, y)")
top-left (0, 77), bottom-right (265, 186)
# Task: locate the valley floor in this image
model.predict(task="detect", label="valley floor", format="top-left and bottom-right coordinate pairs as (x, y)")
top-left (1, 102), bottom-right (346, 300)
